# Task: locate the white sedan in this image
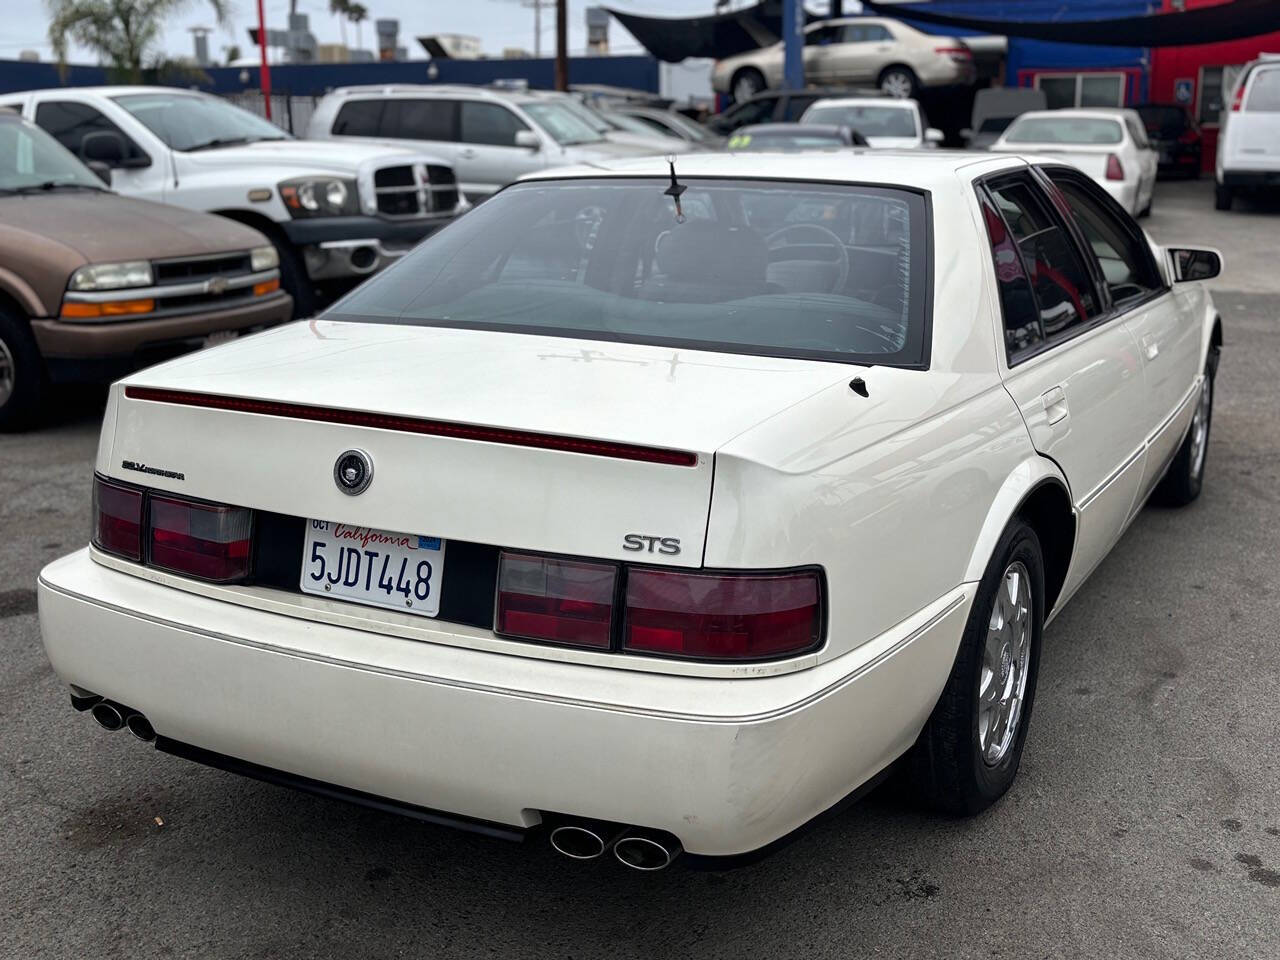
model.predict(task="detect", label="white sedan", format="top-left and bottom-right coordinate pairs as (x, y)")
top-left (800, 96), bottom-right (944, 148)
top-left (989, 108), bottom-right (1160, 218)
top-left (38, 153), bottom-right (1223, 870)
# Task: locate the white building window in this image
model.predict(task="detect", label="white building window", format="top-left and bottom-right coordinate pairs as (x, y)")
top-left (1034, 72), bottom-right (1126, 109)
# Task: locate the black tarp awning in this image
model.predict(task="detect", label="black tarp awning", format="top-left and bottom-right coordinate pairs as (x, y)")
top-left (862, 0), bottom-right (1280, 48)
top-left (606, 1), bottom-right (816, 63)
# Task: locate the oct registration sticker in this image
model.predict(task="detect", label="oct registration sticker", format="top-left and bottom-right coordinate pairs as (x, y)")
top-left (300, 519), bottom-right (445, 618)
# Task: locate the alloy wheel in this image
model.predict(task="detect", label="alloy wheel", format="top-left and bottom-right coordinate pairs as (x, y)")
top-left (0, 336), bottom-right (14, 409)
top-left (880, 71), bottom-right (913, 98)
top-left (1189, 377), bottom-right (1212, 479)
top-left (979, 561), bottom-right (1033, 766)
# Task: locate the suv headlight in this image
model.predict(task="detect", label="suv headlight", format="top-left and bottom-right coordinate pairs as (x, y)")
top-left (250, 245), bottom-right (279, 271)
top-left (279, 176), bottom-right (359, 218)
top-left (68, 260), bottom-right (153, 291)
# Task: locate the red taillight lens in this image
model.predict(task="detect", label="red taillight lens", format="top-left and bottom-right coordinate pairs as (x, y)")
top-left (1106, 154), bottom-right (1125, 181)
top-left (1231, 82), bottom-right (1245, 112)
top-left (1179, 128), bottom-right (1199, 144)
top-left (92, 476), bottom-right (143, 560)
top-left (935, 45), bottom-right (971, 59)
top-left (623, 569), bottom-right (821, 661)
top-left (148, 495), bottom-right (252, 582)
top-left (496, 552), bottom-right (617, 648)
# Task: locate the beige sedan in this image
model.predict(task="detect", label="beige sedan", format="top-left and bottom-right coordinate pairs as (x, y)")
top-left (712, 16), bottom-right (976, 102)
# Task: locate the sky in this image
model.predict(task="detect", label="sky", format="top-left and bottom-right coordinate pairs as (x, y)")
top-left (0, 0), bottom-right (775, 66)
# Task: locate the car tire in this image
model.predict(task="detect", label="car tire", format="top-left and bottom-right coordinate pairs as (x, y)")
top-left (1214, 183), bottom-right (1233, 211)
top-left (908, 519), bottom-right (1044, 815)
top-left (273, 238), bottom-right (318, 319)
top-left (878, 65), bottom-right (918, 99)
top-left (731, 68), bottom-right (765, 104)
top-left (1154, 349), bottom-right (1218, 507)
top-left (0, 302), bottom-right (46, 432)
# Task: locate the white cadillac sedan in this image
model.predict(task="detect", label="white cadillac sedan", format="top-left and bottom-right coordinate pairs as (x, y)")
top-left (38, 153), bottom-right (1223, 870)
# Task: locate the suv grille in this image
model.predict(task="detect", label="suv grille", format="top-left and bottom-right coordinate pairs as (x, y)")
top-left (374, 164), bottom-right (459, 217)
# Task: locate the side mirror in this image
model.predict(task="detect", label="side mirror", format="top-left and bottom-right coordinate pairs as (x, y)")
top-left (1170, 247), bottom-right (1223, 283)
top-left (81, 130), bottom-right (126, 166)
top-left (514, 130), bottom-right (541, 150)
top-left (925, 127), bottom-right (945, 145)
top-left (86, 160), bottom-right (112, 186)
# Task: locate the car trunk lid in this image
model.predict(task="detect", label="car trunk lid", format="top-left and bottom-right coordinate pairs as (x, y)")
top-left (108, 320), bottom-right (854, 566)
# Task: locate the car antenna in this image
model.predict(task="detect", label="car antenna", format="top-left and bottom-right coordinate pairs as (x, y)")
top-left (663, 154), bottom-right (686, 223)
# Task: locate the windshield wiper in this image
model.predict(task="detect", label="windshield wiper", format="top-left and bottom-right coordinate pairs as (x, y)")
top-left (10, 181), bottom-right (105, 193)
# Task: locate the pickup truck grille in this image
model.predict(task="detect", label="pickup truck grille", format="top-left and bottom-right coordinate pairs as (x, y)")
top-left (374, 164), bottom-right (459, 218)
top-left (153, 253), bottom-right (254, 286)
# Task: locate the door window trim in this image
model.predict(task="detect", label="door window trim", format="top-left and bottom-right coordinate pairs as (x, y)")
top-left (977, 169), bottom-right (1113, 369)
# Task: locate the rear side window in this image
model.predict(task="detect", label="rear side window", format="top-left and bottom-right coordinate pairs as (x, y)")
top-left (783, 96), bottom-right (817, 121)
top-left (982, 174), bottom-right (1100, 359)
top-left (459, 102), bottom-right (529, 146)
top-left (386, 99), bottom-right (456, 141)
top-left (1045, 171), bottom-right (1163, 305)
top-left (34, 100), bottom-right (145, 163)
top-left (1245, 69), bottom-right (1280, 112)
top-left (332, 99), bottom-right (385, 136)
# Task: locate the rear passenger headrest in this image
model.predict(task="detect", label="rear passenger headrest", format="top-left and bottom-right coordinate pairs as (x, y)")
top-left (656, 221), bottom-right (768, 284)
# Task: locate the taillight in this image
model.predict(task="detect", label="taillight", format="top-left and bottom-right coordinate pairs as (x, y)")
top-left (1106, 154), bottom-right (1125, 181)
top-left (935, 46), bottom-right (972, 59)
top-left (148, 494), bottom-right (252, 582)
top-left (623, 569), bottom-right (821, 661)
top-left (496, 552), bottom-right (617, 648)
top-left (92, 475), bottom-right (143, 560)
top-left (1231, 82), bottom-right (1246, 112)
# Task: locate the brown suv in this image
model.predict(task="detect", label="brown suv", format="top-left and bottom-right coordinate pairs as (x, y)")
top-left (0, 111), bottom-right (291, 429)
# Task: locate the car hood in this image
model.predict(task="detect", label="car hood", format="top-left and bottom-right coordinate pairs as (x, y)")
top-left (180, 138), bottom-right (445, 174)
top-left (0, 190), bottom-right (266, 263)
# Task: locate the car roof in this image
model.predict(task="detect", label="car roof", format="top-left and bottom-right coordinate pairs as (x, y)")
top-left (326, 84), bottom-right (539, 105)
top-left (11, 85), bottom-right (209, 98)
top-left (518, 150), bottom-right (1014, 190)
top-left (808, 97), bottom-right (918, 109)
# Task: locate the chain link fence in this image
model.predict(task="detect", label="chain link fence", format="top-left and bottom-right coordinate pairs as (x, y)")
top-left (223, 91), bottom-right (321, 136)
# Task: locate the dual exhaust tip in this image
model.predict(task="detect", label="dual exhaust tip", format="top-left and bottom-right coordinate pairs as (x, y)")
top-left (75, 694), bottom-right (155, 743)
top-left (549, 820), bottom-right (682, 871)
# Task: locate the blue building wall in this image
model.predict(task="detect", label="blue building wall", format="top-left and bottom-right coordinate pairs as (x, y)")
top-left (891, 0), bottom-right (1158, 95)
top-left (0, 54), bottom-right (661, 97)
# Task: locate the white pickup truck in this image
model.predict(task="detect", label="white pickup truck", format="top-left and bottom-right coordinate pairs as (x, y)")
top-left (0, 86), bottom-right (469, 315)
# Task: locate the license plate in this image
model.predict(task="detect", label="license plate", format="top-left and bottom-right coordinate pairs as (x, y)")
top-left (300, 519), bottom-right (446, 617)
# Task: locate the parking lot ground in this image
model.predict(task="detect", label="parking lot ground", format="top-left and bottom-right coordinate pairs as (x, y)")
top-left (1, 179), bottom-right (1277, 960)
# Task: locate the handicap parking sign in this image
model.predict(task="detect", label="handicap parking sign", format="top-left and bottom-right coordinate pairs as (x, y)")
top-left (1175, 78), bottom-right (1194, 104)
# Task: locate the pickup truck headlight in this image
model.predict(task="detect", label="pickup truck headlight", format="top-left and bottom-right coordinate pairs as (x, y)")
top-left (250, 245), bottom-right (279, 271)
top-left (68, 260), bottom-right (153, 291)
top-left (279, 176), bottom-right (359, 218)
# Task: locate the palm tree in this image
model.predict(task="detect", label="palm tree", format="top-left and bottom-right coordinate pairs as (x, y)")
top-left (329, 0), bottom-right (350, 47)
top-left (47, 0), bottom-right (229, 82)
top-left (347, 3), bottom-right (368, 53)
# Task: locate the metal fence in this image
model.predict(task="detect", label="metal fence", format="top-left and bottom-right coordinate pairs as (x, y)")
top-left (224, 91), bottom-right (320, 136)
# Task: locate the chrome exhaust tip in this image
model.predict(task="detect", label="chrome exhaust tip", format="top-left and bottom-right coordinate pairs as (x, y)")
top-left (549, 824), bottom-right (614, 860)
top-left (90, 701), bottom-right (124, 732)
top-left (125, 712), bottom-right (156, 743)
top-left (614, 831), bottom-right (682, 871)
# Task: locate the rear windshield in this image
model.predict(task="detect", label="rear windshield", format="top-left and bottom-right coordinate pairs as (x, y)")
top-left (1004, 116), bottom-right (1123, 145)
top-left (1245, 68), bottom-right (1280, 112)
top-left (331, 177), bottom-right (931, 367)
top-left (804, 104), bottom-right (917, 138)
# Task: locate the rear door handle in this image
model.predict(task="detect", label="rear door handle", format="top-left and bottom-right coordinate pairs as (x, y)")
top-left (1042, 386), bottom-right (1069, 425)
top-left (458, 147), bottom-right (477, 159)
top-left (1142, 334), bottom-right (1160, 360)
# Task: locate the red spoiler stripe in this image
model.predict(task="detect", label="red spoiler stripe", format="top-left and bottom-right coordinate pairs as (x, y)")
top-left (123, 386), bottom-right (699, 468)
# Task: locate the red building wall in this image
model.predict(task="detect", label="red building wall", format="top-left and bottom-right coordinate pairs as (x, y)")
top-left (1150, 0), bottom-right (1280, 172)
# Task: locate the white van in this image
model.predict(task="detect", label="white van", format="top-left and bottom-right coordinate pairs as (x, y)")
top-left (1215, 54), bottom-right (1280, 210)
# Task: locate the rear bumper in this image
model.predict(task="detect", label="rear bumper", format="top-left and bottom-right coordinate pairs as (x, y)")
top-left (32, 293), bottom-right (293, 382)
top-left (38, 549), bottom-right (970, 858)
top-left (1221, 169), bottom-right (1280, 188)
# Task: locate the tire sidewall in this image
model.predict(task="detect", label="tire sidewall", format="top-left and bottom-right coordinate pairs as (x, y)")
top-left (969, 524), bottom-right (1045, 801)
top-left (0, 306), bottom-right (44, 431)
top-left (1187, 362), bottom-right (1215, 497)
top-left (879, 66), bottom-right (917, 98)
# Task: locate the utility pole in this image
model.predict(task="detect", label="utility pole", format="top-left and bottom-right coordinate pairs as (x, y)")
top-left (519, 0), bottom-right (545, 58)
top-left (554, 0), bottom-right (568, 91)
top-left (256, 0), bottom-right (272, 119)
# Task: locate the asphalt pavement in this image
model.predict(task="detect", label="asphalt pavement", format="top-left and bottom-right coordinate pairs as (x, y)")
top-left (0, 178), bottom-right (1276, 960)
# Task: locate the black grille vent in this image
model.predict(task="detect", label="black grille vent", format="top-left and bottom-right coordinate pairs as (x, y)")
top-left (374, 166), bottom-right (414, 188)
top-left (153, 253), bottom-right (252, 286)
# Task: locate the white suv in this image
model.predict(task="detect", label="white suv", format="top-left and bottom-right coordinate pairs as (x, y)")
top-left (0, 86), bottom-right (468, 315)
top-left (307, 85), bottom-right (680, 203)
top-left (1215, 54), bottom-right (1280, 210)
